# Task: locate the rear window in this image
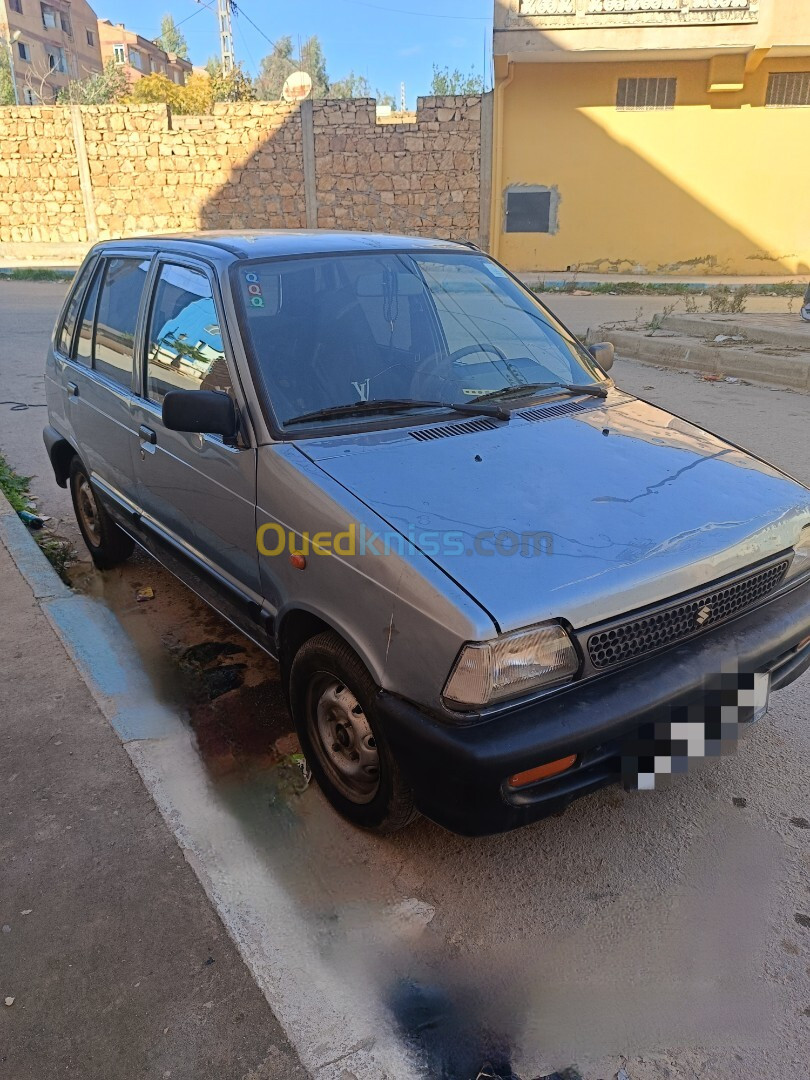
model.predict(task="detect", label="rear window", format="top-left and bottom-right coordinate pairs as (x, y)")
top-left (94, 257), bottom-right (148, 388)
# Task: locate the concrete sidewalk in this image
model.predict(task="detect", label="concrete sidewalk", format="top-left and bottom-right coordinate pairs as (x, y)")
top-left (0, 503), bottom-right (306, 1079)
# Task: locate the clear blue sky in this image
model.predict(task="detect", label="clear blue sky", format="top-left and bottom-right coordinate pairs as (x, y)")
top-left (96, 0), bottom-right (494, 107)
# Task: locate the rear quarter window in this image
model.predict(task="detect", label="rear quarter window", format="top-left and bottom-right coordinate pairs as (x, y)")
top-left (74, 262), bottom-right (103, 367)
top-left (57, 261), bottom-right (95, 357)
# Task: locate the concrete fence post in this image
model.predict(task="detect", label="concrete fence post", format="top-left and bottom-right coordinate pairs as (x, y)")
top-left (300, 100), bottom-right (318, 229)
top-left (479, 91), bottom-right (494, 253)
top-left (69, 104), bottom-right (98, 244)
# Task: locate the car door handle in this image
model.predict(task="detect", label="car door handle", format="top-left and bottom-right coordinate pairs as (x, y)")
top-left (67, 381), bottom-right (79, 398)
top-left (138, 424), bottom-right (157, 445)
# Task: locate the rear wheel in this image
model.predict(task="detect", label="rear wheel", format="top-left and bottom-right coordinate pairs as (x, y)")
top-left (289, 631), bottom-right (418, 833)
top-left (69, 456), bottom-right (134, 570)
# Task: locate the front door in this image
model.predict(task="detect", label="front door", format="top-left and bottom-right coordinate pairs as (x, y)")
top-left (130, 257), bottom-right (261, 602)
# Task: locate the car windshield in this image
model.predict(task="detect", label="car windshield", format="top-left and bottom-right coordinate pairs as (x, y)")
top-left (232, 251), bottom-right (604, 431)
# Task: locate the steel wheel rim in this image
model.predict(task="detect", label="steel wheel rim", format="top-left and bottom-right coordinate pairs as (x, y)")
top-left (308, 675), bottom-right (380, 804)
top-left (76, 476), bottom-right (101, 544)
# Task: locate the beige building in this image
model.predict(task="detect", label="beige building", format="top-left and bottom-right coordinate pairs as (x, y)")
top-left (97, 19), bottom-right (192, 87)
top-left (1, 0), bottom-right (102, 103)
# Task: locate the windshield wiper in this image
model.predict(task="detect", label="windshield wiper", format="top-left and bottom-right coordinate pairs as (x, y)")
top-left (473, 380), bottom-right (609, 404)
top-left (285, 397), bottom-right (510, 426)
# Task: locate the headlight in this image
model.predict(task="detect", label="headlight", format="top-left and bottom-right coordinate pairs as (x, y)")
top-left (443, 622), bottom-right (579, 709)
top-left (785, 524), bottom-right (810, 583)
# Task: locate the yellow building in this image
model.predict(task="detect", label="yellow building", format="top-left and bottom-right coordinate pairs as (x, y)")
top-left (1, 0), bottom-right (102, 103)
top-left (491, 0), bottom-right (810, 276)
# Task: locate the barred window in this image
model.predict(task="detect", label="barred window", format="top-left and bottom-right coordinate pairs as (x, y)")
top-left (617, 77), bottom-right (676, 111)
top-left (766, 72), bottom-right (810, 108)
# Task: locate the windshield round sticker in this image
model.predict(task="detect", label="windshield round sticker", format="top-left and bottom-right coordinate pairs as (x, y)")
top-left (244, 271), bottom-right (265, 308)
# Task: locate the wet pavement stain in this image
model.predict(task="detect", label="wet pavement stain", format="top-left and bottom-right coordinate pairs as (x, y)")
top-left (70, 556), bottom-right (298, 781)
top-left (188, 677), bottom-right (293, 779)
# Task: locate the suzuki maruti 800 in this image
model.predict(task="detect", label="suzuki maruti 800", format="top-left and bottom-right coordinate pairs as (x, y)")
top-left (44, 232), bottom-right (810, 834)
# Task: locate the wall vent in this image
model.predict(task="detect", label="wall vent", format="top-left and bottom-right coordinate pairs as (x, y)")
top-left (766, 72), bottom-right (810, 108)
top-left (617, 77), bottom-right (676, 111)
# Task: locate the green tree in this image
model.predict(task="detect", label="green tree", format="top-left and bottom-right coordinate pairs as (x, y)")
top-left (156, 13), bottom-right (189, 59)
top-left (204, 54), bottom-right (221, 79)
top-left (256, 34), bottom-right (331, 100)
top-left (0, 46), bottom-right (15, 105)
top-left (210, 61), bottom-right (255, 103)
top-left (328, 71), bottom-right (372, 99)
top-left (299, 35), bottom-right (329, 98)
top-left (430, 64), bottom-right (484, 96)
top-left (255, 35), bottom-right (296, 100)
top-left (57, 59), bottom-right (128, 104)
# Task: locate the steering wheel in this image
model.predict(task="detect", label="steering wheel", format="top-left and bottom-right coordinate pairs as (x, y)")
top-left (447, 343), bottom-right (507, 364)
top-left (410, 342), bottom-right (510, 399)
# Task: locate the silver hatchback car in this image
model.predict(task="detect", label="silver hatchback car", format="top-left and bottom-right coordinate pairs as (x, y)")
top-left (45, 232), bottom-right (810, 835)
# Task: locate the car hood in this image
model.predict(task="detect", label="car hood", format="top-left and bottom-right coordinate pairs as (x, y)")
top-left (296, 393), bottom-right (810, 632)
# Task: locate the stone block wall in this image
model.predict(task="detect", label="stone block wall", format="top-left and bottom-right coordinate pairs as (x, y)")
top-left (0, 108), bottom-right (84, 244)
top-left (312, 97), bottom-right (481, 237)
top-left (0, 96), bottom-right (486, 254)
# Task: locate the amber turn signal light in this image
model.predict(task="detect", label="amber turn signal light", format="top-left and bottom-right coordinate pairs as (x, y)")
top-left (507, 754), bottom-right (577, 789)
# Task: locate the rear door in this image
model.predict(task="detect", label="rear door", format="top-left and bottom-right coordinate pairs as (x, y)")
top-left (130, 256), bottom-right (261, 601)
top-left (61, 254), bottom-right (149, 513)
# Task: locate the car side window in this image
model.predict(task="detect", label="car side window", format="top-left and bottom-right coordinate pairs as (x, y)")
top-left (94, 257), bottom-right (148, 388)
top-left (74, 263), bottom-right (103, 367)
top-left (145, 263), bottom-right (233, 406)
top-left (57, 261), bottom-right (94, 357)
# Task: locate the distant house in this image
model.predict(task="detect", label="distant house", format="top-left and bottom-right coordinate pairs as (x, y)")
top-left (491, 0), bottom-right (810, 276)
top-left (96, 18), bottom-right (192, 88)
top-left (0, 0), bottom-right (103, 103)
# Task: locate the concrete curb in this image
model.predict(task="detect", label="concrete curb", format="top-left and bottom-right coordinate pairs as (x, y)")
top-left (0, 487), bottom-right (414, 1079)
top-left (599, 328), bottom-right (810, 392)
top-left (660, 313), bottom-right (810, 350)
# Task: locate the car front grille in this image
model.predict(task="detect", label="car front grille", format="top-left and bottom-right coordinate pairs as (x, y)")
top-left (586, 558), bottom-right (790, 670)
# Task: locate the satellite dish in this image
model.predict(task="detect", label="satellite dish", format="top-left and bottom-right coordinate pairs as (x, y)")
top-left (282, 71), bottom-right (313, 102)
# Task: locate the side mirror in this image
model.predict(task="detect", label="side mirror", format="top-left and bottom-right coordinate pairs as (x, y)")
top-left (162, 389), bottom-right (237, 440)
top-left (588, 341), bottom-right (614, 372)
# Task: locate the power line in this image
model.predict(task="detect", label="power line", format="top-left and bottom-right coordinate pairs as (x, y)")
top-left (177, 0), bottom-right (217, 31)
top-left (334, 0), bottom-right (491, 20)
top-left (230, 3), bottom-right (278, 53)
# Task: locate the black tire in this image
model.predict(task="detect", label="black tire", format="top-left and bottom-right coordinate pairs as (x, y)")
top-left (69, 456), bottom-right (134, 570)
top-left (289, 631), bottom-right (419, 833)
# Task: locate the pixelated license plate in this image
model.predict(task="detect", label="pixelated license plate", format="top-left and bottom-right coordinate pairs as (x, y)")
top-left (623, 671), bottom-right (770, 791)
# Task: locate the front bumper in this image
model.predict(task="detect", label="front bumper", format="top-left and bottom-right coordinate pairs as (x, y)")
top-left (379, 580), bottom-right (810, 836)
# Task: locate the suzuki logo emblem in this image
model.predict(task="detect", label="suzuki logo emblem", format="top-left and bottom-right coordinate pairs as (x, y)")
top-left (695, 604), bottom-right (712, 627)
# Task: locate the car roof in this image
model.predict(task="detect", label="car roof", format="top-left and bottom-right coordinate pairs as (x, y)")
top-left (90, 230), bottom-right (478, 261)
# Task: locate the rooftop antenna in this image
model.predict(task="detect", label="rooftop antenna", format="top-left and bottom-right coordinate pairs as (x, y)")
top-left (218, 0), bottom-right (235, 73)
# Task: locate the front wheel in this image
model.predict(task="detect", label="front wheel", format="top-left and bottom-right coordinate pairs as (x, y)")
top-left (69, 456), bottom-right (134, 570)
top-left (289, 631), bottom-right (418, 833)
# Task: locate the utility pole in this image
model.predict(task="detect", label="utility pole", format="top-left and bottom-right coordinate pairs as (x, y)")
top-left (400, 81), bottom-right (406, 113)
top-left (217, 0), bottom-right (235, 74)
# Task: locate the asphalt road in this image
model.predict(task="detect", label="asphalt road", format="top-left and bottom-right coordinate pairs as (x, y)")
top-left (1, 281), bottom-right (809, 1080)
